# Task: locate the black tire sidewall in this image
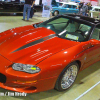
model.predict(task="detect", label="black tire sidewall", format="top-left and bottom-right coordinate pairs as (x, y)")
top-left (55, 62), bottom-right (79, 91)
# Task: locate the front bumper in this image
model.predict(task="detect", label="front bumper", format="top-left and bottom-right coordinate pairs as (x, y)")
top-left (0, 55), bottom-right (57, 93)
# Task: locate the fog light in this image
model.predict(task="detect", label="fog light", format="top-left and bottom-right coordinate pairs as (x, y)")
top-left (16, 80), bottom-right (37, 83)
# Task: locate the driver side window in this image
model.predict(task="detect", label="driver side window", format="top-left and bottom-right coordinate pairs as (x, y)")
top-left (91, 28), bottom-right (100, 40)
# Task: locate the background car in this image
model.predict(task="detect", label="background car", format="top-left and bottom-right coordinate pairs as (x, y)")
top-left (51, 2), bottom-right (79, 16)
top-left (89, 6), bottom-right (100, 19)
top-left (0, 0), bottom-right (42, 12)
top-left (52, 2), bottom-right (65, 7)
top-left (58, 2), bottom-right (65, 6)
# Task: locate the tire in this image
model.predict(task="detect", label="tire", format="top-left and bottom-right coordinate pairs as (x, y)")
top-left (54, 11), bottom-right (59, 16)
top-left (54, 62), bottom-right (79, 91)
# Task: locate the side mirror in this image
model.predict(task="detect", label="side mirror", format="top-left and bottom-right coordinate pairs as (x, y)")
top-left (89, 39), bottom-right (100, 46)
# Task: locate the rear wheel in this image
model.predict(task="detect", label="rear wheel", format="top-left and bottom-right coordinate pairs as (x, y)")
top-left (55, 62), bottom-right (79, 91)
top-left (54, 11), bottom-right (59, 16)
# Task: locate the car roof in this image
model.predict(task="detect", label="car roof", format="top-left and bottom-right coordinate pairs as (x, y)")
top-left (92, 6), bottom-right (100, 9)
top-left (59, 2), bottom-right (78, 5)
top-left (62, 14), bottom-right (100, 25)
top-left (58, 2), bottom-right (65, 4)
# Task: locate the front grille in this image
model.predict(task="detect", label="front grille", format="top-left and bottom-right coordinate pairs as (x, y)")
top-left (0, 73), bottom-right (6, 83)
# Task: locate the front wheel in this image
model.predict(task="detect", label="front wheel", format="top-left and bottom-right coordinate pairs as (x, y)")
top-left (54, 11), bottom-right (59, 16)
top-left (55, 62), bottom-right (79, 91)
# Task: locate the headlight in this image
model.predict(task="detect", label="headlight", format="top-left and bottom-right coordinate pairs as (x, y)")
top-left (12, 63), bottom-right (40, 74)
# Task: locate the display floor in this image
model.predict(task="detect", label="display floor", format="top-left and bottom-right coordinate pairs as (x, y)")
top-left (0, 13), bottom-right (100, 100)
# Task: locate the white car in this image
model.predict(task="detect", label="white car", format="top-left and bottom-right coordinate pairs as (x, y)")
top-left (89, 6), bottom-right (100, 18)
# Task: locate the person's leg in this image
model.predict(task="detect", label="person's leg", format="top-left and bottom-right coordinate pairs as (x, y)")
top-left (85, 13), bottom-right (88, 16)
top-left (23, 4), bottom-right (27, 20)
top-left (30, 7), bottom-right (33, 18)
top-left (82, 12), bottom-right (85, 16)
top-left (27, 5), bottom-right (31, 20)
top-left (31, 7), bottom-right (34, 18)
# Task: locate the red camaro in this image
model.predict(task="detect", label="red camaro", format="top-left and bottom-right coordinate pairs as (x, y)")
top-left (0, 14), bottom-right (100, 93)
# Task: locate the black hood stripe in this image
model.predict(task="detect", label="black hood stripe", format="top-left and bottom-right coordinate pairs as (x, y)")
top-left (11, 34), bottom-right (56, 53)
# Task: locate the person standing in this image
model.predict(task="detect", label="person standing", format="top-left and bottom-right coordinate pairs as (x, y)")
top-left (81, 3), bottom-right (88, 16)
top-left (78, 1), bottom-right (83, 14)
top-left (22, 0), bottom-right (35, 21)
top-left (87, 2), bottom-right (92, 16)
top-left (30, 0), bottom-right (35, 18)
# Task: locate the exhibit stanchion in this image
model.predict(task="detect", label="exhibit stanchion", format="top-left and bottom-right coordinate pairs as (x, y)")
top-left (42, 0), bottom-right (52, 18)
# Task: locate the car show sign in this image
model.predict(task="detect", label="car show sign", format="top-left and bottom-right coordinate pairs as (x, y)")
top-left (42, 0), bottom-right (52, 17)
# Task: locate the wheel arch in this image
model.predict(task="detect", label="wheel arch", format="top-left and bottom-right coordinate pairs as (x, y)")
top-left (55, 10), bottom-right (59, 13)
top-left (54, 10), bottom-right (59, 16)
top-left (54, 60), bottom-right (80, 91)
top-left (75, 60), bottom-right (81, 69)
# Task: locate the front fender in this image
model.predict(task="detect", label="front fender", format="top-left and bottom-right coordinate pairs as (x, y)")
top-left (37, 41), bottom-right (90, 79)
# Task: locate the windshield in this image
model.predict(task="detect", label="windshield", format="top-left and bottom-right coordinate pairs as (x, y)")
top-left (37, 16), bottom-right (92, 42)
top-left (59, 2), bottom-right (63, 6)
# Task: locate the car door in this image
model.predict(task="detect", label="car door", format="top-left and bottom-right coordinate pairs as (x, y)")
top-left (72, 5), bottom-right (78, 13)
top-left (66, 5), bottom-right (78, 14)
top-left (67, 4), bottom-right (73, 13)
top-left (83, 25), bottom-right (100, 68)
top-left (60, 4), bottom-right (69, 14)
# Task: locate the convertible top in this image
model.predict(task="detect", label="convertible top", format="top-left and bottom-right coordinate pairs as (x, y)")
top-left (64, 14), bottom-right (100, 25)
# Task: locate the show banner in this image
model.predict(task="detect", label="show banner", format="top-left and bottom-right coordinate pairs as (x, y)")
top-left (78, 0), bottom-right (98, 6)
top-left (42, 0), bottom-right (52, 17)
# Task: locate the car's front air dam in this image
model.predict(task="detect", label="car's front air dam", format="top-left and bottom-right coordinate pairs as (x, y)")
top-left (0, 55), bottom-right (58, 93)
top-left (0, 75), bottom-right (57, 93)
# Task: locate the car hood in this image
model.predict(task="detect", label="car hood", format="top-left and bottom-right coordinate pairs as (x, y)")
top-left (0, 26), bottom-right (80, 65)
